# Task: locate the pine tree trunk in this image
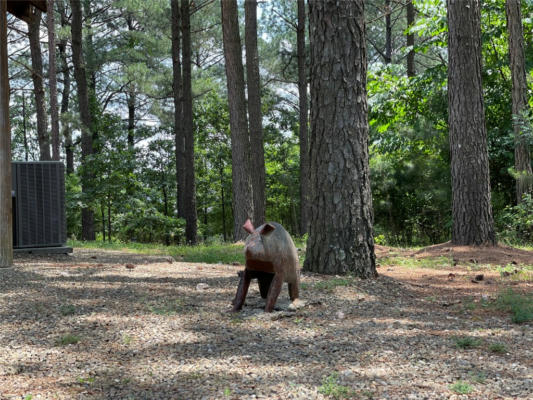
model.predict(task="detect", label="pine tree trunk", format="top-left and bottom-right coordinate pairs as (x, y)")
top-left (384, 0), bottom-right (392, 64)
top-left (221, 0), bottom-right (254, 241)
top-left (245, 0), bottom-right (266, 227)
top-left (28, 9), bottom-right (51, 161)
top-left (0, 0), bottom-right (12, 267)
top-left (47, 0), bottom-right (60, 160)
top-left (127, 90), bottom-right (135, 149)
top-left (406, 0), bottom-right (416, 77)
top-left (171, 0), bottom-right (186, 219)
top-left (304, 0), bottom-right (376, 278)
top-left (70, 0), bottom-right (95, 240)
top-left (58, 1), bottom-right (72, 173)
top-left (506, 0), bottom-right (533, 203)
top-left (447, 0), bottom-right (495, 245)
top-left (181, 0), bottom-right (198, 244)
top-left (297, 0), bottom-right (309, 235)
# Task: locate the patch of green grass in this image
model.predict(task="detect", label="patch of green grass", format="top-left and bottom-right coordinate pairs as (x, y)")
top-left (230, 315), bottom-right (244, 324)
top-left (56, 334), bottom-right (81, 346)
top-left (469, 371), bottom-right (487, 384)
top-left (497, 264), bottom-right (533, 281)
top-left (461, 297), bottom-right (477, 312)
top-left (449, 381), bottom-right (474, 394)
top-left (77, 376), bottom-right (95, 385)
top-left (168, 243), bottom-right (245, 264)
top-left (379, 256), bottom-right (452, 269)
top-left (315, 278), bottom-right (354, 291)
top-left (318, 373), bottom-right (353, 399)
top-left (147, 299), bottom-right (184, 315)
top-left (23, 395), bottom-right (33, 400)
top-left (59, 304), bottom-right (76, 316)
top-left (488, 342), bottom-right (507, 353)
top-left (495, 289), bottom-right (533, 323)
top-left (69, 239), bottom-right (246, 265)
top-left (223, 387), bottom-right (232, 397)
top-left (122, 334), bottom-right (133, 345)
top-left (454, 336), bottom-right (483, 349)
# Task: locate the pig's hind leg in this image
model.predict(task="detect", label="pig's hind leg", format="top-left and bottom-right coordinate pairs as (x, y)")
top-left (288, 281), bottom-right (299, 302)
top-left (231, 269), bottom-right (252, 312)
top-left (264, 273), bottom-right (284, 312)
top-left (257, 272), bottom-right (274, 299)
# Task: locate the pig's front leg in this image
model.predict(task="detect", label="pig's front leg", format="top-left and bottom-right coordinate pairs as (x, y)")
top-left (231, 269), bottom-right (252, 312)
top-left (264, 272), bottom-right (284, 312)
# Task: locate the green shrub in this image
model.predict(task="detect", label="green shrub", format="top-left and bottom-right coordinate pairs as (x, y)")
top-left (496, 289), bottom-right (533, 324)
top-left (115, 206), bottom-right (185, 244)
top-left (318, 373), bottom-right (353, 399)
top-left (56, 334), bottom-right (81, 346)
top-left (449, 381), bottom-right (473, 394)
top-left (488, 343), bottom-right (507, 353)
top-left (496, 194), bottom-right (533, 244)
top-left (59, 304), bottom-right (76, 316)
top-left (454, 336), bottom-right (483, 349)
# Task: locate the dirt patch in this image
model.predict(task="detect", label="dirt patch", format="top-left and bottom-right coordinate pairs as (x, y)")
top-left (410, 242), bottom-right (533, 266)
top-left (0, 248), bottom-right (531, 399)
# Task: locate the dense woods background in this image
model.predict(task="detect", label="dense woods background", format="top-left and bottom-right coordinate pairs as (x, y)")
top-left (6, 0), bottom-right (533, 249)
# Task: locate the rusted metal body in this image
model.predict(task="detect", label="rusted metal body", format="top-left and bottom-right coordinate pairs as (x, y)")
top-left (231, 219), bottom-right (300, 312)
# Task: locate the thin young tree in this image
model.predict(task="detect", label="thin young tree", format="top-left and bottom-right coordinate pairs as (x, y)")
top-left (245, 0), bottom-right (265, 227)
top-left (47, 0), bottom-right (60, 160)
top-left (221, 0), bottom-right (254, 241)
top-left (506, 0), bottom-right (533, 203)
top-left (181, 0), bottom-right (198, 244)
top-left (171, 0), bottom-right (186, 220)
top-left (304, 0), bottom-right (376, 277)
top-left (297, 0), bottom-right (309, 235)
top-left (28, 7), bottom-right (51, 161)
top-left (384, 0), bottom-right (392, 64)
top-left (70, 0), bottom-right (95, 240)
top-left (447, 0), bottom-right (495, 245)
top-left (57, 0), bottom-right (72, 173)
top-left (406, 0), bottom-right (416, 77)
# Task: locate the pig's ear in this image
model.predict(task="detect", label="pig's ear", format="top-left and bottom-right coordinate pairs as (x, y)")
top-left (260, 223), bottom-right (275, 236)
top-left (242, 219), bottom-right (255, 234)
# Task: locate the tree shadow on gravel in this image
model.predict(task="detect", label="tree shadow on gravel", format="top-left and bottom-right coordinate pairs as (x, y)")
top-left (2, 263), bottom-right (531, 399)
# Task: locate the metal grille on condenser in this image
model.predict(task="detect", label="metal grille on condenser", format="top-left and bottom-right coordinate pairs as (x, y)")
top-left (12, 162), bottom-right (66, 248)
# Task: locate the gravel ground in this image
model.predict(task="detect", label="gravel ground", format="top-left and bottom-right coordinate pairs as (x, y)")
top-left (0, 248), bottom-right (532, 400)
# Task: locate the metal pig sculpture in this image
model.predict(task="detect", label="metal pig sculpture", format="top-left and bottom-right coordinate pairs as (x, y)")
top-left (231, 219), bottom-right (300, 312)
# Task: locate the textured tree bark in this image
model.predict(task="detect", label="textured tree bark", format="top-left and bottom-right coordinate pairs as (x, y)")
top-left (0, 0), bottom-right (12, 267)
top-left (181, 0), bottom-right (198, 244)
top-left (47, 0), bottom-right (60, 161)
top-left (447, 0), bottom-right (495, 245)
top-left (221, 0), bottom-right (254, 241)
top-left (244, 0), bottom-right (266, 227)
top-left (127, 90), bottom-right (135, 149)
top-left (58, 1), bottom-right (72, 173)
top-left (304, 0), bottom-right (376, 278)
top-left (71, 0), bottom-right (95, 240)
top-left (297, 0), bottom-right (309, 235)
top-left (171, 0), bottom-right (186, 220)
top-left (506, 0), bottom-right (533, 204)
top-left (126, 14), bottom-right (135, 151)
top-left (22, 93), bottom-right (28, 161)
top-left (406, 0), bottom-right (416, 77)
top-left (28, 8), bottom-right (51, 161)
top-left (384, 0), bottom-right (392, 64)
